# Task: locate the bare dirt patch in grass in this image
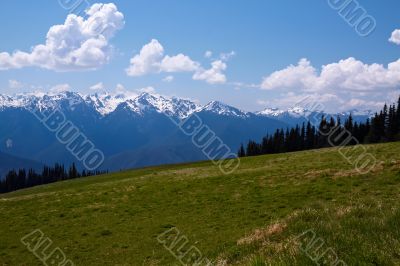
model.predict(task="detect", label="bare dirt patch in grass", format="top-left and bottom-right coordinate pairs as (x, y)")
top-left (165, 167), bottom-right (214, 180)
top-left (336, 206), bottom-right (353, 217)
top-left (303, 169), bottom-right (331, 179)
top-left (238, 222), bottom-right (287, 245)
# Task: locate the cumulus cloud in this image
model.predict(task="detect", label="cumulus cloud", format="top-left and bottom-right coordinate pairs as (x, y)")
top-left (125, 39), bottom-right (199, 76)
top-left (162, 75), bottom-right (174, 82)
top-left (257, 91), bottom-right (389, 113)
top-left (111, 83), bottom-right (139, 99)
top-left (113, 84), bottom-right (157, 97)
top-left (125, 39), bottom-right (164, 76)
top-left (193, 60), bottom-right (227, 84)
top-left (50, 83), bottom-right (72, 93)
top-left (115, 83), bottom-right (125, 92)
top-left (137, 86), bottom-right (156, 94)
top-left (261, 57), bottom-right (400, 92)
top-left (389, 29), bottom-right (400, 45)
top-left (8, 80), bottom-right (23, 89)
top-left (113, 83), bottom-right (138, 98)
top-left (261, 58), bottom-right (316, 91)
top-left (0, 3), bottom-right (124, 71)
top-left (220, 51), bottom-right (236, 61)
top-left (160, 54), bottom-right (199, 73)
top-left (204, 51), bottom-right (213, 58)
top-left (259, 57), bottom-right (400, 112)
top-left (89, 82), bottom-right (104, 90)
top-left (126, 39), bottom-right (228, 84)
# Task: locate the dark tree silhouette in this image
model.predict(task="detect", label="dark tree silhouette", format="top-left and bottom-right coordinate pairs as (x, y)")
top-left (240, 96), bottom-right (400, 158)
top-left (0, 163), bottom-right (108, 194)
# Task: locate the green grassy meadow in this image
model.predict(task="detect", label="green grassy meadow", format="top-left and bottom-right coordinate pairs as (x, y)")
top-left (1, 142), bottom-right (400, 265)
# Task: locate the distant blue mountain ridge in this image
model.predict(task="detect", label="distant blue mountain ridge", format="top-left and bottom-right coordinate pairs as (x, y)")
top-left (0, 91), bottom-right (372, 174)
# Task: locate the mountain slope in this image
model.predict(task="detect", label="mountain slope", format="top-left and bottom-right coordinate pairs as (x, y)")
top-left (0, 92), bottom-right (288, 171)
top-left (0, 91), bottom-right (373, 173)
top-left (1, 142), bottom-right (399, 265)
top-left (257, 106), bottom-right (374, 126)
top-left (0, 152), bottom-right (44, 179)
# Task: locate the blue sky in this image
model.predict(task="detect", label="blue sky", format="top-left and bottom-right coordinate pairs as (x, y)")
top-left (0, 0), bottom-right (400, 112)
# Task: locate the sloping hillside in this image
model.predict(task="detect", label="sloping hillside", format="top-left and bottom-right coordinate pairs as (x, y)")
top-left (1, 142), bottom-right (400, 265)
top-left (0, 152), bottom-right (44, 179)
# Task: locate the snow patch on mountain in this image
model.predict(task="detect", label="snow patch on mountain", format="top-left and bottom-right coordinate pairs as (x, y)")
top-left (339, 109), bottom-right (375, 117)
top-left (0, 91), bottom-right (203, 118)
top-left (200, 101), bottom-right (249, 118)
top-left (85, 92), bottom-right (133, 115)
top-left (257, 107), bottom-right (313, 118)
top-left (0, 91), bottom-right (375, 120)
top-left (119, 93), bottom-right (201, 118)
top-left (256, 108), bottom-right (284, 117)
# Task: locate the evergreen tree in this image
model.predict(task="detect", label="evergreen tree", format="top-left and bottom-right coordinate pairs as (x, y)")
top-left (0, 163), bottom-right (107, 194)
top-left (68, 163), bottom-right (79, 179)
top-left (300, 123), bottom-right (306, 150)
top-left (243, 95), bottom-right (400, 160)
top-left (238, 144), bottom-right (246, 157)
top-left (396, 97), bottom-right (400, 140)
top-left (387, 104), bottom-right (397, 141)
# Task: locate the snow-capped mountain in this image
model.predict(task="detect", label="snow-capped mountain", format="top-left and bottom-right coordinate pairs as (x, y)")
top-left (200, 101), bottom-right (249, 118)
top-left (338, 109), bottom-right (375, 117)
top-left (122, 93), bottom-right (201, 118)
top-left (0, 91), bottom-right (375, 121)
top-left (0, 91), bottom-right (85, 112)
top-left (0, 95), bottom-right (18, 109)
top-left (0, 91), bottom-right (244, 119)
top-left (0, 90), bottom-right (374, 176)
top-left (0, 91), bottom-right (199, 118)
top-left (257, 106), bottom-right (322, 118)
top-left (256, 108), bottom-right (284, 117)
top-left (257, 106), bottom-right (373, 125)
top-left (0, 91), bottom-right (288, 174)
top-left (84, 92), bottom-right (130, 116)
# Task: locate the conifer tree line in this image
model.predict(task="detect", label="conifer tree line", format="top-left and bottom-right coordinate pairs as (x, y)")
top-left (238, 96), bottom-right (400, 157)
top-left (0, 163), bottom-right (107, 194)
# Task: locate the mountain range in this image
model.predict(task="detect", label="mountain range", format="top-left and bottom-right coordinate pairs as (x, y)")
top-left (0, 91), bottom-right (373, 177)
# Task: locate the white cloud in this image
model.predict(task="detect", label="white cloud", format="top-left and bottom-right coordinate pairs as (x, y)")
top-left (113, 84), bottom-right (138, 98)
top-left (220, 51), bottom-right (236, 61)
top-left (160, 54), bottom-right (199, 72)
top-left (261, 57), bottom-right (400, 92)
top-left (162, 75), bottom-right (174, 82)
top-left (8, 80), bottom-right (23, 89)
top-left (389, 29), bottom-right (400, 45)
top-left (114, 84), bottom-right (155, 97)
top-left (50, 83), bottom-right (71, 93)
top-left (257, 91), bottom-right (387, 113)
top-left (204, 51), bottom-right (213, 58)
top-left (125, 39), bottom-right (164, 76)
top-left (126, 39), bottom-right (228, 84)
top-left (193, 60), bottom-right (227, 84)
top-left (256, 99), bottom-right (268, 106)
top-left (261, 58), bottom-right (316, 91)
top-left (259, 57), bottom-right (400, 112)
top-left (341, 98), bottom-right (385, 111)
top-left (115, 83), bottom-right (125, 92)
top-left (0, 3), bottom-right (124, 71)
top-left (137, 86), bottom-right (156, 93)
top-left (229, 81), bottom-right (260, 90)
top-left (257, 88), bottom-right (400, 113)
top-left (90, 82), bottom-right (104, 91)
top-left (126, 39), bottom-right (199, 76)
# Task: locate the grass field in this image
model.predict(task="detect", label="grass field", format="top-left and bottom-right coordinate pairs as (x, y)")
top-left (1, 142), bottom-right (400, 265)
